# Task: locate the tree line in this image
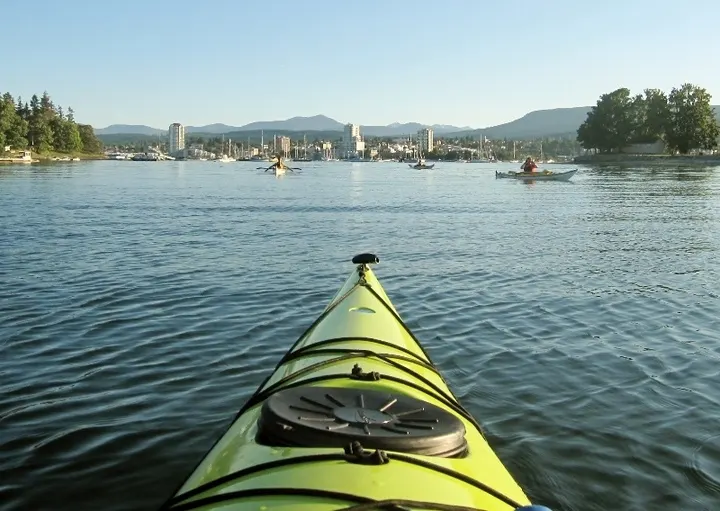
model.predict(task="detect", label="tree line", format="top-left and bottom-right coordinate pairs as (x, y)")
top-left (577, 83), bottom-right (720, 154)
top-left (0, 91), bottom-right (103, 155)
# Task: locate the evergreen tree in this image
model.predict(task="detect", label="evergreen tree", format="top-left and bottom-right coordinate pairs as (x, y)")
top-left (0, 89), bottom-right (102, 154)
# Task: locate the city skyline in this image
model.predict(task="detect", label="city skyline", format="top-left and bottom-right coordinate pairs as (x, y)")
top-left (3, 0), bottom-right (718, 129)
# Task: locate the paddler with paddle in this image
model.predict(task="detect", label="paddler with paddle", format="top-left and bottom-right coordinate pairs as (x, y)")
top-left (521, 157), bottom-right (538, 173)
top-left (257, 154), bottom-right (301, 173)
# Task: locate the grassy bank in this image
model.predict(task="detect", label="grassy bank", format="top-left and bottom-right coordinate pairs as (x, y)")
top-left (574, 153), bottom-right (720, 165)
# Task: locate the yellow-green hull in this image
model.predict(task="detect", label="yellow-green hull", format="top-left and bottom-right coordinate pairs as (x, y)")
top-left (161, 255), bottom-right (543, 511)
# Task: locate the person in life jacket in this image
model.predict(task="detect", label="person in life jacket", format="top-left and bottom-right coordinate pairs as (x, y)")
top-left (521, 157), bottom-right (538, 173)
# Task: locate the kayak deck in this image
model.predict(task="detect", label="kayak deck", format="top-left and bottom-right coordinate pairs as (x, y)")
top-left (161, 254), bottom-right (546, 511)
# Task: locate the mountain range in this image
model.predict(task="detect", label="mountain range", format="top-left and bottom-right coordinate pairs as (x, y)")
top-left (94, 115), bottom-right (473, 137)
top-left (95, 106), bottom-right (720, 140)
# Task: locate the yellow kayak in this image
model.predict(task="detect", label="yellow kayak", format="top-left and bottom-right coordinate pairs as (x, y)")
top-left (160, 254), bottom-right (551, 511)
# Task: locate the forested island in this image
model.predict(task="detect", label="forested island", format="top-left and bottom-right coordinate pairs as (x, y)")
top-left (576, 83), bottom-right (720, 160)
top-left (0, 91), bottom-right (103, 158)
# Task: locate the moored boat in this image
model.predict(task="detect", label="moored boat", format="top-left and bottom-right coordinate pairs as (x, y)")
top-left (159, 254), bottom-right (552, 511)
top-left (495, 169), bottom-right (577, 181)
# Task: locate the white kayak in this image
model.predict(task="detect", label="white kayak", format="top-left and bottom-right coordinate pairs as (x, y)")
top-left (495, 169), bottom-right (577, 181)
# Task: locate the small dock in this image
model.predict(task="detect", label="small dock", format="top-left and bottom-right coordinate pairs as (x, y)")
top-left (0, 150), bottom-right (39, 164)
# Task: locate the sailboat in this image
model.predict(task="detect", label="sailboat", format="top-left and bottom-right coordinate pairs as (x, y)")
top-left (294, 134), bottom-right (312, 162)
top-left (469, 135), bottom-right (489, 163)
top-left (508, 141), bottom-right (520, 163)
top-left (215, 135), bottom-right (235, 162)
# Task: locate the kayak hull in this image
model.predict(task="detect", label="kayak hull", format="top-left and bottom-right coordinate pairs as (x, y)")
top-left (161, 256), bottom-right (537, 511)
top-left (495, 169), bottom-right (577, 181)
top-left (409, 164), bottom-right (435, 169)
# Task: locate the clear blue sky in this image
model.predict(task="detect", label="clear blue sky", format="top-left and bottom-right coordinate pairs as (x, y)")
top-left (2, 0), bottom-right (718, 129)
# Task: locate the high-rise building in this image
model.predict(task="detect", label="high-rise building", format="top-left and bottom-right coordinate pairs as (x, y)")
top-left (343, 123), bottom-right (365, 158)
top-left (274, 135), bottom-right (291, 155)
top-left (169, 123), bottom-right (185, 154)
top-left (417, 128), bottom-right (434, 154)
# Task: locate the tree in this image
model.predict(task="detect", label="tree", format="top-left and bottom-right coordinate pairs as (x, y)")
top-left (632, 88), bottom-right (669, 144)
top-left (665, 83), bottom-right (720, 154)
top-left (577, 88), bottom-right (638, 152)
top-left (40, 91), bottom-right (54, 116)
top-left (28, 94), bottom-right (54, 152)
top-left (63, 122), bottom-right (83, 152)
top-left (77, 124), bottom-right (103, 153)
top-left (0, 98), bottom-right (9, 149)
top-left (0, 92), bottom-right (29, 151)
top-left (52, 117), bottom-right (83, 152)
top-left (1, 90), bottom-right (103, 154)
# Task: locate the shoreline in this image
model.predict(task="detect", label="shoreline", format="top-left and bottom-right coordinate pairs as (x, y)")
top-left (574, 154), bottom-right (720, 165)
top-left (36, 151), bottom-right (106, 161)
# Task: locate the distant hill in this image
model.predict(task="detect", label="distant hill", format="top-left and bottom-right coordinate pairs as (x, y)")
top-left (448, 107), bottom-right (592, 139)
top-left (186, 123), bottom-right (238, 134)
top-left (450, 105), bottom-right (720, 140)
top-left (95, 115), bottom-right (471, 138)
top-left (95, 124), bottom-right (166, 136)
top-left (96, 133), bottom-right (164, 145)
top-left (362, 122), bottom-right (472, 137)
top-left (94, 106), bottom-right (720, 141)
top-left (232, 115), bottom-right (344, 132)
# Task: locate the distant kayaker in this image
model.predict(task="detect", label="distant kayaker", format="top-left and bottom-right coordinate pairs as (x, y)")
top-left (271, 156), bottom-right (285, 170)
top-left (521, 157), bottom-right (537, 173)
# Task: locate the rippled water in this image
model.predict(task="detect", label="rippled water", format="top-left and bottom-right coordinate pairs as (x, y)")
top-left (1, 160), bottom-right (719, 511)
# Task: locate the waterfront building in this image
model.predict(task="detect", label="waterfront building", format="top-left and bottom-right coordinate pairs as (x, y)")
top-left (169, 123), bottom-right (185, 154)
top-left (417, 128), bottom-right (434, 153)
top-left (343, 123), bottom-right (365, 158)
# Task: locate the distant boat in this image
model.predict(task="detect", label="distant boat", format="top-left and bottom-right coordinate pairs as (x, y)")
top-left (131, 152), bottom-right (159, 161)
top-left (106, 152), bottom-right (130, 160)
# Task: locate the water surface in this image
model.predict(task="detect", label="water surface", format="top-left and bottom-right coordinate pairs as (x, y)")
top-left (1, 160), bottom-right (719, 510)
